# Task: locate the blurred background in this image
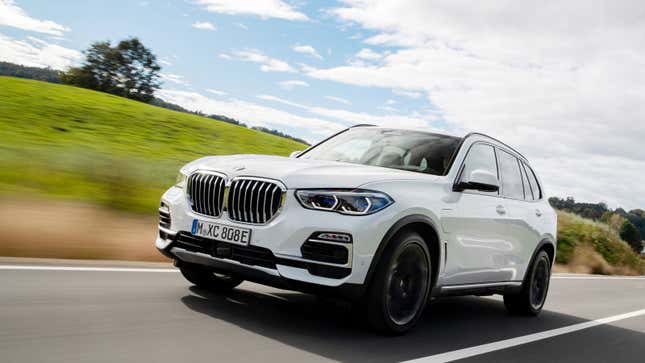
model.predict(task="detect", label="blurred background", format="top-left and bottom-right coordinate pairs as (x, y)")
top-left (0, 0), bottom-right (643, 274)
top-left (0, 67), bottom-right (305, 262)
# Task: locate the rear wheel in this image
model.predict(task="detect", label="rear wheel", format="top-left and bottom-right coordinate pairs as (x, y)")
top-left (504, 250), bottom-right (551, 315)
top-left (366, 231), bottom-right (431, 335)
top-left (179, 264), bottom-right (243, 292)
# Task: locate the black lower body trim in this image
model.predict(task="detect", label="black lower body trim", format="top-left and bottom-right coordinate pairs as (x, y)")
top-left (437, 282), bottom-right (523, 297)
top-left (157, 231), bottom-right (355, 293)
top-left (171, 253), bottom-right (365, 300)
top-left (169, 232), bottom-right (351, 279)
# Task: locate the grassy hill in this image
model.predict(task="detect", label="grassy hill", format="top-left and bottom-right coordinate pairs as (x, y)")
top-left (556, 211), bottom-right (645, 275)
top-left (0, 76), bottom-right (307, 213)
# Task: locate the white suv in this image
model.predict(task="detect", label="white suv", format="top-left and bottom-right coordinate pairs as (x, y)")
top-left (156, 125), bottom-right (557, 334)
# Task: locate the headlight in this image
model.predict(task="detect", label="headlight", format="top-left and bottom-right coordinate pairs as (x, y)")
top-left (295, 189), bottom-right (394, 215)
top-left (175, 170), bottom-right (189, 188)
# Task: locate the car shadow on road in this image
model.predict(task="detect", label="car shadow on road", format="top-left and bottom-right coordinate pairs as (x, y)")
top-left (181, 284), bottom-right (645, 363)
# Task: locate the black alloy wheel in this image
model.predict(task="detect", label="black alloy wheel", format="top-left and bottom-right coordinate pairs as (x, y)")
top-left (504, 250), bottom-right (551, 315)
top-left (366, 231), bottom-right (432, 334)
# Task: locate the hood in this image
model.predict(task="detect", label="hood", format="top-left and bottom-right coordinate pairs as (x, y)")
top-left (182, 154), bottom-right (432, 189)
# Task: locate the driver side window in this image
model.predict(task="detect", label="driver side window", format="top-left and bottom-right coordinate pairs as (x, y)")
top-left (460, 143), bottom-right (499, 195)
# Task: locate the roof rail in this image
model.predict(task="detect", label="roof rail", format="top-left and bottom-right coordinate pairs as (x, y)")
top-left (463, 132), bottom-right (527, 160)
top-left (350, 124), bottom-right (376, 128)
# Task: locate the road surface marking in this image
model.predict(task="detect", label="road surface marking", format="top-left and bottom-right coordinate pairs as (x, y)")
top-left (402, 308), bottom-right (645, 363)
top-left (0, 265), bottom-right (177, 272)
top-left (552, 275), bottom-right (645, 280)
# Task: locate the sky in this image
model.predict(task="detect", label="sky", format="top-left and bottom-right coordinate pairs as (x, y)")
top-left (1, 0), bottom-right (645, 210)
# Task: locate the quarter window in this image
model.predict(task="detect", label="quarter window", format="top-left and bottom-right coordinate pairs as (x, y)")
top-left (460, 143), bottom-right (498, 195)
top-left (520, 161), bottom-right (533, 200)
top-left (497, 150), bottom-right (524, 200)
top-left (523, 162), bottom-right (542, 200)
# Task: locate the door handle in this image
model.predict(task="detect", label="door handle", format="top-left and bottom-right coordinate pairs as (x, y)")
top-left (496, 205), bottom-right (506, 215)
top-left (535, 209), bottom-right (543, 217)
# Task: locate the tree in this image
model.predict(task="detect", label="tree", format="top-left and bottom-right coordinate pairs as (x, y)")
top-left (0, 61), bottom-right (62, 83)
top-left (62, 38), bottom-right (160, 102)
top-left (548, 196), bottom-right (608, 220)
top-left (619, 220), bottom-right (642, 253)
top-left (600, 211), bottom-right (627, 232)
top-left (626, 209), bottom-right (645, 241)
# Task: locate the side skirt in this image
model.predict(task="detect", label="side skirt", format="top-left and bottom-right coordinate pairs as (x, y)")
top-left (435, 281), bottom-right (523, 297)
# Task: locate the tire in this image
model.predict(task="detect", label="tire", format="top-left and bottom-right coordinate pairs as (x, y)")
top-left (179, 265), bottom-right (243, 292)
top-left (504, 250), bottom-right (551, 315)
top-left (366, 231), bottom-right (432, 335)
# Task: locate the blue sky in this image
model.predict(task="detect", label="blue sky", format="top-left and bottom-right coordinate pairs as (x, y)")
top-left (0, 0), bottom-right (444, 143)
top-left (2, 0), bottom-right (645, 210)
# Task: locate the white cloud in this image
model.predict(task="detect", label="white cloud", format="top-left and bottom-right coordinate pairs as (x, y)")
top-left (324, 96), bottom-right (351, 105)
top-left (257, 94), bottom-right (301, 108)
top-left (392, 89), bottom-right (422, 99)
top-left (206, 88), bottom-right (228, 96)
top-left (320, 0), bottom-right (645, 209)
top-left (292, 44), bottom-right (322, 59)
top-left (157, 89), bottom-right (344, 138)
top-left (159, 73), bottom-right (189, 86)
top-left (380, 99), bottom-right (398, 111)
top-left (355, 48), bottom-right (382, 61)
top-left (0, 33), bottom-right (81, 70)
top-left (235, 22), bottom-right (248, 30)
top-left (224, 49), bottom-right (296, 72)
top-left (278, 79), bottom-right (309, 90)
top-left (192, 21), bottom-right (216, 30)
top-left (378, 105), bottom-right (397, 112)
top-left (158, 58), bottom-right (173, 67)
top-left (0, 0), bottom-right (69, 36)
top-left (257, 94), bottom-right (440, 130)
top-left (194, 0), bottom-right (309, 21)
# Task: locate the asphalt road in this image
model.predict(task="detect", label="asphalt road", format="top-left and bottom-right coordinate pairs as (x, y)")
top-left (1, 261), bottom-right (644, 363)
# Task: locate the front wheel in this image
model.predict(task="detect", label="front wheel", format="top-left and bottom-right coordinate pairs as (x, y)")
top-left (504, 250), bottom-right (551, 315)
top-left (366, 231), bottom-right (432, 335)
top-left (179, 264), bottom-right (243, 292)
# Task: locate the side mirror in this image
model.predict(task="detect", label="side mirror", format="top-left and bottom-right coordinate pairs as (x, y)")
top-left (289, 150), bottom-right (301, 158)
top-left (454, 169), bottom-right (499, 192)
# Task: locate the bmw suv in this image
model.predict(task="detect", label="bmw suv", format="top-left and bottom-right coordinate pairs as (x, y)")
top-left (156, 125), bottom-right (557, 334)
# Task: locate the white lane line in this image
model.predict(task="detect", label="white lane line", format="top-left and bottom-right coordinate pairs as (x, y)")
top-left (0, 265), bottom-right (177, 272)
top-left (552, 275), bottom-right (645, 280)
top-left (402, 308), bottom-right (645, 363)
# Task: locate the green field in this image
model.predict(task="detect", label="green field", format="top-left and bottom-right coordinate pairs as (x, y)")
top-left (556, 211), bottom-right (645, 274)
top-left (0, 76), bottom-right (307, 213)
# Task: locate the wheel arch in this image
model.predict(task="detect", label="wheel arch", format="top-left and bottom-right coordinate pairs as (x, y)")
top-left (364, 214), bottom-right (442, 293)
top-left (522, 237), bottom-right (557, 282)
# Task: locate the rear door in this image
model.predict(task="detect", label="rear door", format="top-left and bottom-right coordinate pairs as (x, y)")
top-left (496, 149), bottom-right (539, 281)
top-left (520, 160), bottom-right (547, 267)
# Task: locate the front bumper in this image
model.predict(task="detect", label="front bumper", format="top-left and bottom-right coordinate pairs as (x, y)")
top-left (156, 185), bottom-right (397, 291)
top-left (158, 232), bottom-right (365, 300)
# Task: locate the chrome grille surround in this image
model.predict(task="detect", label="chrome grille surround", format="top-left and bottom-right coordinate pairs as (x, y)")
top-left (186, 171), bottom-right (227, 217)
top-left (227, 177), bottom-right (286, 224)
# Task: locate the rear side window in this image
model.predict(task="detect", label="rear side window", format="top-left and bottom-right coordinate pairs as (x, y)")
top-left (497, 149), bottom-right (524, 200)
top-left (460, 143), bottom-right (499, 195)
top-left (523, 162), bottom-right (542, 200)
top-left (519, 162), bottom-right (533, 200)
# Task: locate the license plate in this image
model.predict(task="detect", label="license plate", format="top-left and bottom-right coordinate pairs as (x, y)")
top-left (191, 219), bottom-right (252, 245)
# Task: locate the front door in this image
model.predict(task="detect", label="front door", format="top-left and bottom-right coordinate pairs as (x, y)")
top-left (443, 142), bottom-right (511, 285)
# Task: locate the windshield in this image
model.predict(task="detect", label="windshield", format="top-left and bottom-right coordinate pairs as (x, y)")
top-left (299, 128), bottom-right (462, 176)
